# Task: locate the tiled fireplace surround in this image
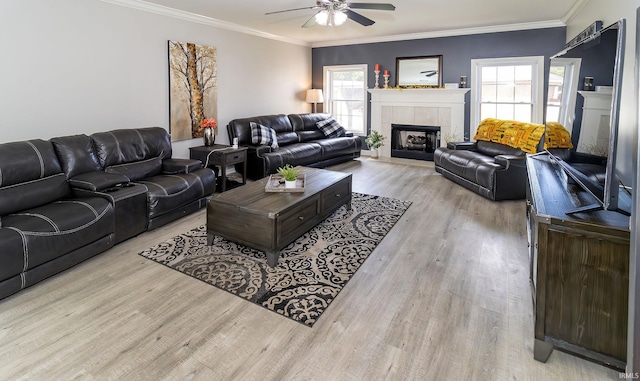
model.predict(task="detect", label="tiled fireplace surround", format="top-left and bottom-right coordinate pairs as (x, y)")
top-left (368, 88), bottom-right (470, 159)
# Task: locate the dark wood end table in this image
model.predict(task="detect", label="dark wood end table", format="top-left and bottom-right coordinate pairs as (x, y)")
top-left (189, 144), bottom-right (248, 192)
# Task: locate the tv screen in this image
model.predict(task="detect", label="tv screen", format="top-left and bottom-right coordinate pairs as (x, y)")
top-left (545, 19), bottom-right (627, 214)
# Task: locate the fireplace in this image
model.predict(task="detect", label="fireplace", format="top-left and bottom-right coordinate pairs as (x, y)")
top-left (367, 88), bottom-right (469, 159)
top-left (391, 124), bottom-right (441, 161)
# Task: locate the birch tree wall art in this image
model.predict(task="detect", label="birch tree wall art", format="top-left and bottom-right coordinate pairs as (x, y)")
top-left (168, 41), bottom-right (218, 142)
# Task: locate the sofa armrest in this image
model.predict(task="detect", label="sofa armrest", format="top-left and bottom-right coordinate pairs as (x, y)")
top-left (68, 171), bottom-right (130, 191)
top-left (162, 158), bottom-right (202, 174)
top-left (447, 141), bottom-right (477, 150)
top-left (252, 145), bottom-right (272, 157)
top-left (494, 154), bottom-right (526, 169)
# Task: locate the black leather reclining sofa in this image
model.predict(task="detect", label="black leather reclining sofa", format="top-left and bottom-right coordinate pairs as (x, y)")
top-left (227, 113), bottom-right (362, 180)
top-left (0, 127), bottom-right (215, 300)
top-left (434, 118), bottom-right (600, 201)
top-left (434, 118), bottom-right (546, 201)
top-left (434, 140), bottom-right (535, 200)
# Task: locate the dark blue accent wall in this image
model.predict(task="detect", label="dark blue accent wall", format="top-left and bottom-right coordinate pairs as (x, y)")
top-left (312, 27), bottom-right (567, 137)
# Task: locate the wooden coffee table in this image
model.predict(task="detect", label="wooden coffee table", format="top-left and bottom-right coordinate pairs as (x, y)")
top-left (206, 167), bottom-right (352, 266)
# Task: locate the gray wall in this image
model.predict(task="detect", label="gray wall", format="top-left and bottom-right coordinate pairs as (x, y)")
top-left (312, 27), bottom-right (566, 137)
top-left (0, 0), bottom-right (312, 158)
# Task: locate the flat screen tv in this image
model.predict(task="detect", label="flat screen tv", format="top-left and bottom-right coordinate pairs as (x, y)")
top-left (545, 19), bottom-right (628, 215)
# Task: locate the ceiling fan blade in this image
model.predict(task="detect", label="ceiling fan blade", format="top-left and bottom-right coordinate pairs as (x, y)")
top-left (302, 13), bottom-right (318, 28)
top-left (265, 6), bottom-right (315, 15)
top-left (348, 3), bottom-right (395, 11)
top-left (345, 10), bottom-right (375, 26)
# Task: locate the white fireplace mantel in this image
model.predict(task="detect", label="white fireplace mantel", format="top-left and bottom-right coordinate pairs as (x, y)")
top-left (368, 88), bottom-right (470, 158)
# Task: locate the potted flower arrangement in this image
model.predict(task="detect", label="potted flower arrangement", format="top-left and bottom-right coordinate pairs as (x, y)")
top-left (201, 118), bottom-right (217, 146)
top-left (365, 130), bottom-right (385, 158)
top-left (276, 164), bottom-right (300, 188)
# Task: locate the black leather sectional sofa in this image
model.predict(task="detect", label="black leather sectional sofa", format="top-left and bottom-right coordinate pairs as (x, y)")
top-left (227, 113), bottom-right (362, 180)
top-left (0, 127), bottom-right (215, 300)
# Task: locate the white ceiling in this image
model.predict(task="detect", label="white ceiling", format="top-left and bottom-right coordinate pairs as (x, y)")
top-left (105, 0), bottom-right (585, 47)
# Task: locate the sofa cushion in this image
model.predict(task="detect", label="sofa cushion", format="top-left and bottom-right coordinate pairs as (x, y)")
top-left (275, 131), bottom-right (299, 146)
top-left (0, 140), bottom-right (63, 187)
top-left (228, 115), bottom-right (293, 146)
top-left (0, 139), bottom-right (71, 216)
top-left (314, 137), bottom-right (360, 159)
top-left (105, 157), bottom-right (162, 181)
top-left (297, 130), bottom-right (325, 142)
top-left (2, 197), bottom-right (114, 270)
top-left (288, 113), bottom-right (332, 131)
top-left (91, 127), bottom-right (171, 168)
top-left (0, 228), bottom-right (24, 282)
top-left (474, 118), bottom-right (544, 154)
top-left (0, 173), bottom-right (71, 217)
top-left (136, 168), bottom-right (215, 219)
top-left (51, 134), bottom-right (102, 178)
top-left (250, 122), bottom-right (278, 149)
top-left (317, 117), bottom-right (347, 138)
top-left (476, 141), bottom-right (526, 157)
top-left (435, 148), bottom-right (501, 189)
top-left (259, 143), bottom-right (323, 174)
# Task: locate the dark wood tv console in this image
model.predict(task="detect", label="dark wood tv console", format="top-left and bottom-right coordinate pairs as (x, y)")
top-left (526, 154), bottom-right (631, 370)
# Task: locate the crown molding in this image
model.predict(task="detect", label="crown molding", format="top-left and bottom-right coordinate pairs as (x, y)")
top-left (99, 0), bottom-right (310, 47)
top-left (561, 0), bottom-right (591, 25)
top-left (101, 0), bottom-right (574, 50)
top-left (311, 19), bottom-right (567, 48)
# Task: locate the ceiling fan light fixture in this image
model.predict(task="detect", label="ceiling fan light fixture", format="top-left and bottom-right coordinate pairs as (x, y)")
top-left (333, 10), bottom-right (347, 25)
top-left (314, 10), bottom-right (329, 25)
top-left (314, 9), bottom-right (347, 26)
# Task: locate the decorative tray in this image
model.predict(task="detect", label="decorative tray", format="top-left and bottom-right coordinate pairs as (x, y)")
top-left (265, 174), bottom-right (306, 192)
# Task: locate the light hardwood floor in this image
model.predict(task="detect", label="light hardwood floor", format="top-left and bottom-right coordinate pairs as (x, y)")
top-left (0, 158), bottom-right (623, 380)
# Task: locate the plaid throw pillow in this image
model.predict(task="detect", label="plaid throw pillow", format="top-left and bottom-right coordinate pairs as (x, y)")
top-left (317, 117), bottom-right (346, 138)
top-left (250, 122), bottom-right (278, 149)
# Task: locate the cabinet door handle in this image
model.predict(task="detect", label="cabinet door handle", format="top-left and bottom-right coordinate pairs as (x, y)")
top-left (335, 193), bottom-right (341, 197)
top-left (298, 216), bottom-right (304, 221)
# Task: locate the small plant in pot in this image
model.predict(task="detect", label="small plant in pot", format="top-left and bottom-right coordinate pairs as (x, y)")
top-left (277, 164), bottom-right (300, 188)
top-left (365, 131), bottom-right (385, 158)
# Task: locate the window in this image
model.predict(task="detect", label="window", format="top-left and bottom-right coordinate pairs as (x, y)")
top-left (546, 58), bottom-right (581, 129)
top-left (323, 64), bottom-right (367, 135)
top-left (470, 56), bottom-right (544, 136)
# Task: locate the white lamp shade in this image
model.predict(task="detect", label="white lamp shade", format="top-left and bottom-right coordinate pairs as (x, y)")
top-left (333, 11), bottom-right (347, 26)
top-left (314, 10), bottom-right (347, 26)
top-left (315, 10), bottom-right (329, 26)
top-left (306, 89), bottom-right (324, 103)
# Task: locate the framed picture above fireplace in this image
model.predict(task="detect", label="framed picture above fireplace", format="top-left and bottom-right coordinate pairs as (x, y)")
top-left (396, 55), bottom-right (443, 88)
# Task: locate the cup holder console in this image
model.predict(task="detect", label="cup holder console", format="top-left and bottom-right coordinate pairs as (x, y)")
top-left (105, 182), bottom-right (136, 192)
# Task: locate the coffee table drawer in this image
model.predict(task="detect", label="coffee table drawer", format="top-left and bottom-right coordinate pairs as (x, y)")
top-left (322, 178), bottom-right (351, 215)
top-left (277, 195), bottom-right (320, 246)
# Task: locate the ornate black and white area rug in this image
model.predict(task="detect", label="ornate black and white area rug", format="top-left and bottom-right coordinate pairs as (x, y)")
top-left (139, 192), bottom-right (411, 327)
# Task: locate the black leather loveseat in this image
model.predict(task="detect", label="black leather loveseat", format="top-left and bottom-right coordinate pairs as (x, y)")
top-left (227, 113), bottom-right (362, 180)
top-left (435, 140), bottom-right (533, 200)
top-left (434, 118), bottom-right (546, 201)
top-left (0, 127), bottom-right (215, 300)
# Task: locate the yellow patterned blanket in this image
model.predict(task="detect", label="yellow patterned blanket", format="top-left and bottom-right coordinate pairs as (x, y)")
top-left (543, 122), bottom-right (574, 149)
top-left (473, 118), bottom-right (545, 154)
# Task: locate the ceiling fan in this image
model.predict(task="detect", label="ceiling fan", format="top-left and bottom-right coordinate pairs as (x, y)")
top-left (266, 0), bottom-right (395, 28)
